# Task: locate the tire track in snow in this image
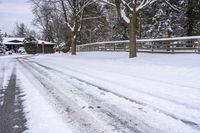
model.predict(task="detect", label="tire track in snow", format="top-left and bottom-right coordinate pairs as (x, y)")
top-left (17, 58), bottom-right (164, 133)
top-left (0, 67), bottom-right (27, 133)
top-left (21, 58), bottom-right (200, 130)
top-left (18, 59), bottom-right (115, 133)
top-left (27, 58), bottom-right (200, 111)
top-left (17, 58), bottom-right (200, 130)
top-left (0, 63), bottom-right (5, 106)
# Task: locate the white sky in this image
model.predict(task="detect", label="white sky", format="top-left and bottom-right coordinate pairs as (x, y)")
top-left (0, 0), bottom-right (34, 35)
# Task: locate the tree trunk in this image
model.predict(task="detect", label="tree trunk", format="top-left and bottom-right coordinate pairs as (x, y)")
top-left (128, 12), bottom-right (137, 58)
top-left (60, 0), bottom-right (70, 53)
top-left (70, 0), bottom-right (79, 55)
top-left (71, 34), bottom-right (77, 55)
top-left (187, 0), bottom-right (194, 36)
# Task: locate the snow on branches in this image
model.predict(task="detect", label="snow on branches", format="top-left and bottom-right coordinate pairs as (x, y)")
top-left (116, 0), bottom-right (158, 24)
top-left (99, 0), bottom-right (179, 58)
top-left (100, 0), bottom-right (178, 24)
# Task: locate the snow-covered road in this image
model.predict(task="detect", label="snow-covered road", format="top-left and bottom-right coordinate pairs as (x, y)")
top-left (1, 52), bottom-right (200, 133)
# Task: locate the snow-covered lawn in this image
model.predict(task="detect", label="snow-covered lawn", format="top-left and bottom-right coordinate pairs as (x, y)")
top-left (1, 52), bottom-right (200, 133)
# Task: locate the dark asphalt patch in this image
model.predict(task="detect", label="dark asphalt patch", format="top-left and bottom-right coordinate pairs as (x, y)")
top-left (0, 70), bottom-right (27, 133)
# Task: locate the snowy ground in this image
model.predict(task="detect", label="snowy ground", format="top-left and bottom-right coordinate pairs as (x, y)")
top-left (0, 52), bottom-right (200, 133)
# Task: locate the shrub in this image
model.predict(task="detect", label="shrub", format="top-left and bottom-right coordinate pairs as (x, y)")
top-left (24, 36), bottom-right (38, 54)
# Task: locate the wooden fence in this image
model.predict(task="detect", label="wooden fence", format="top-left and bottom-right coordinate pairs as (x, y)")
top-left (77, 36), bottom-right (200, 54)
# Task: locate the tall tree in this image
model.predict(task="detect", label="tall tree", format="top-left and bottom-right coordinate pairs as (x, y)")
top-left (187, 0), bottom-right (200, 36)
top-left (31, 0), bottom-right (56, 42)
top-left (13, 22), bottom-right (38, 38)
top-left (80, 2), bottom-right (112, 43)
top-left (0, 30), bottom-right (6, 52)
top-left (141, 0), bottom-right (187, 38)
top-left (14, 22), bottom-right (29, 37)
top-left (102, 0), bottom-right (177, 58)
top-left (60, 0), bottom-right (94, 55)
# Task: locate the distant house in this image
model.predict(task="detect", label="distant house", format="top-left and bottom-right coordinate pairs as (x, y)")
top-left (3, 37), bottom-right (56, 53)
top-left (37, 40), bottom-right (56, 53)
top-left (3, 37), bottom-right (24, 52)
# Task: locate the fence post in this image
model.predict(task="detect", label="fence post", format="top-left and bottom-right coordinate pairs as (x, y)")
top-left (151, 42), bottom-right (154, 53)
top-left (198, 40), bottom-right (200, 54)
top-left (123, 43), bottom-right (126, 51)
top-left (171, 41), bottom-right (174, 54)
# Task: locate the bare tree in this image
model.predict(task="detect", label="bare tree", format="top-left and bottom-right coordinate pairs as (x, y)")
top-left (60, 0), bottom-right (94, 55)
top-left (14, 22), bottom-right (28, 37)
top-left (80, 2), bottom-right (113, 43)
top-left (101, 0), bottom-right (177, 58)
top-left (31, 0), bottom-right (55, 42)
top-left (30, 0), bottom-right (178, 57)
top-left (13, 22), bottom-right (38, 38)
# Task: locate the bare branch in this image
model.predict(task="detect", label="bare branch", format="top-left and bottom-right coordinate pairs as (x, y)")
top-left (165, 0), bottom-right (180, 12)
top-left (98, 0), bottom-right (116, 7)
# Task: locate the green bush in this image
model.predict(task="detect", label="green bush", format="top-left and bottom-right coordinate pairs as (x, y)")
top-left (24, 36), bottom-right (38, 54)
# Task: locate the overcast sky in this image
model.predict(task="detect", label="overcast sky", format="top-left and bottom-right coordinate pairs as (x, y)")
top-left (0, 0), bottom-right (34, 35)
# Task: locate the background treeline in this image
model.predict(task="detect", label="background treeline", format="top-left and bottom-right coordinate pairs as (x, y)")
top-left (27, 0), bottom-right (200, 46)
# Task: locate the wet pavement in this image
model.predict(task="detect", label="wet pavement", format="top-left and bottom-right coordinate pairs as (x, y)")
top-left (0, 69), bottom-right (27, 133)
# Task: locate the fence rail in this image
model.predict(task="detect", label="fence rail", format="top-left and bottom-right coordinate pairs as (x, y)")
top-left (77, 36), bottom-right (200, 54)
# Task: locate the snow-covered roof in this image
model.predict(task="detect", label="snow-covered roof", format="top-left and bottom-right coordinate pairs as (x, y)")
top-left (3, 37), bottom-right (24, 45)
top-left (3, 37), bottom-right (55, 45)
top-left (38, 40), bottom-right (55, 45)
